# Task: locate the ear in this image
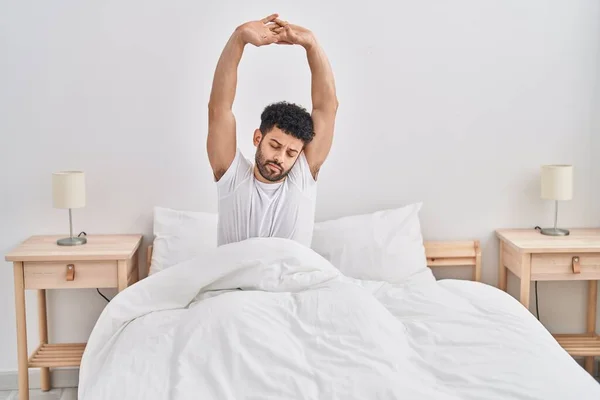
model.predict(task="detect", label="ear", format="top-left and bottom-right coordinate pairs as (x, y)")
top-left (253, 129), bottom-right (263, 147)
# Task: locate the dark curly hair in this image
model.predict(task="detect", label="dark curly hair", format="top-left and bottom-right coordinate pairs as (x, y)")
top-left (259, 101), bottom-right (314, 145)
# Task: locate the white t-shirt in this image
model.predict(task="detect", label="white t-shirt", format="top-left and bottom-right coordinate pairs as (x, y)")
top-left (216, 148), bottom-right (317, 247)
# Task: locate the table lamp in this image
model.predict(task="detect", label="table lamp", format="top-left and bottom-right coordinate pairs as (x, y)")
top-left (52, 171), bottom-right (87, 246)
top-left (540, 164), bottom-right (573, 236)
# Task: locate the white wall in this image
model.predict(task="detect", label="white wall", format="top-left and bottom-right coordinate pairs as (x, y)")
top-left (593, 15), bottom-right (600, 228)
top-left (1, 0), bottom-right (599, 372)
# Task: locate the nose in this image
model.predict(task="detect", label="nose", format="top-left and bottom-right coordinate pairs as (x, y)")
top-left (273, 149), bottom-right (285, 164)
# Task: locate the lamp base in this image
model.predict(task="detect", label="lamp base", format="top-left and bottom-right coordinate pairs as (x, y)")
top-left (540, 227), bottom-right (570, 236)
top-left (57, 236), bottom-right (87, 246)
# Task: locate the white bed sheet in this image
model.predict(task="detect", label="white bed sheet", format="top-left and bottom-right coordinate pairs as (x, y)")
top-left (78, 238), bottom-right (600, 399)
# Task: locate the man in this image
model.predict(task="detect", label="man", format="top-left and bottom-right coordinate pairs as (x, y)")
top-left (207, 14), bottom-right (338, 247)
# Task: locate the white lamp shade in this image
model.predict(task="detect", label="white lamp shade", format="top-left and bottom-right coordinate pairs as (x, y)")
top-left (52, 171), bottom-right (86, 209)
top-left (541, 165), bottom-right (573, 201)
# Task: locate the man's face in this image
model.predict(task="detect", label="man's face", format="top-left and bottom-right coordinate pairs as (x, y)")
top-left (254, 126), bottom-right (304, 182)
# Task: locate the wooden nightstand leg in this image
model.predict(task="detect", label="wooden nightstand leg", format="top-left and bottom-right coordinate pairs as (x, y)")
top-left (13, 262), bottom-right (29, 400)
top-left (519, 254), bottom-right (531, 310)
top-left (37, 290), bottom-right (50, 391)
top-left (118, 260), bottom-right (127, 292)
top-left (498, 241), bottom-right (507, 291)
top-left (133, 251), bottom-right (140, 282)
top-left (473, 241), bottom-right (481, 282)
top-left (584, 280), bottom-right (597, 374)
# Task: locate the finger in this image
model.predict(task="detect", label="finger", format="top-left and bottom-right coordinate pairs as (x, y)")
top-left (273, 27), bottom-right (284, 33)
top-left (274, 18), bottom-right (288, 27)
top-left (266, 23), bottom-right (280, 31)
top-left (273, 34), bottom-right (292, 45)
top-left (261, 13), bottom-right (279, 24)
top-left (267, 34), bottom-right (280, 44)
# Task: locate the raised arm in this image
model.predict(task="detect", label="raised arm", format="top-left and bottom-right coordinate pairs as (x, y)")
top-left (274, 21), bottom-right (339, 180)
top-left (207, 14), bottom-right (281, 181)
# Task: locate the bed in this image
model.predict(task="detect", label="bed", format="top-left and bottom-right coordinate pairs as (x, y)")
top-left (77, 231), bottom-right (600, 399)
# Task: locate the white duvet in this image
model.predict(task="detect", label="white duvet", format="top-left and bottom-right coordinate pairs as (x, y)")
top-left (79, 238), bottom-right (600, 399)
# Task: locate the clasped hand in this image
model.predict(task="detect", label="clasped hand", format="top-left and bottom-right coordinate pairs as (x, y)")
top-left (237, 13), bottom-right (314, 48)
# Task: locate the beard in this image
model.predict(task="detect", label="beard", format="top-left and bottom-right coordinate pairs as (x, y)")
top-left (255, 142), bottom-right (292, 182)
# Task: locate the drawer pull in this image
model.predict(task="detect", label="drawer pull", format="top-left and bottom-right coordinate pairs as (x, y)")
top-left (572, 257), bottom-right (581, 274)
top-left (66, 264), bottom-right (75, 281)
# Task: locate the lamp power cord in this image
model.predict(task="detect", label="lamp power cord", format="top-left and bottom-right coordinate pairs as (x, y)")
top-left (77, 231), bottom-right (111, 303)
top-left (533, 226), bottom-right (541, 322)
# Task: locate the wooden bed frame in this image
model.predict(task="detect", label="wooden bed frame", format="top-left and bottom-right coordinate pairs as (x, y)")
top-left (145, 240), bottom-right (482, 282)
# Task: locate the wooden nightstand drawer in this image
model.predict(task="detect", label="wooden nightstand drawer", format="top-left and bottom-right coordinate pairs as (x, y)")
top-left (531, 253), bottom-right (600, 281)
top-left (23, 261), bottom-right (118, 289)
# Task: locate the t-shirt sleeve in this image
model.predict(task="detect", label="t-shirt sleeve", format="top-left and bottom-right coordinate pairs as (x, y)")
top-left (287, 151), bottom-right (317, 192)
top-left (215, 148), bottom-right (252, 197)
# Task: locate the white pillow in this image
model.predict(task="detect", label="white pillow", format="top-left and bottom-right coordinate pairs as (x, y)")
top-left (311, 202), bottom-right (428, 283)
top-left (149, 206), bottom-right (218, 275)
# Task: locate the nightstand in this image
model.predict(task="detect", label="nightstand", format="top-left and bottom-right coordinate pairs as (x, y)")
top-left (5, 234), bottom-right (143, 400)
top-left (496, 228), bottom-right (600, 375)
